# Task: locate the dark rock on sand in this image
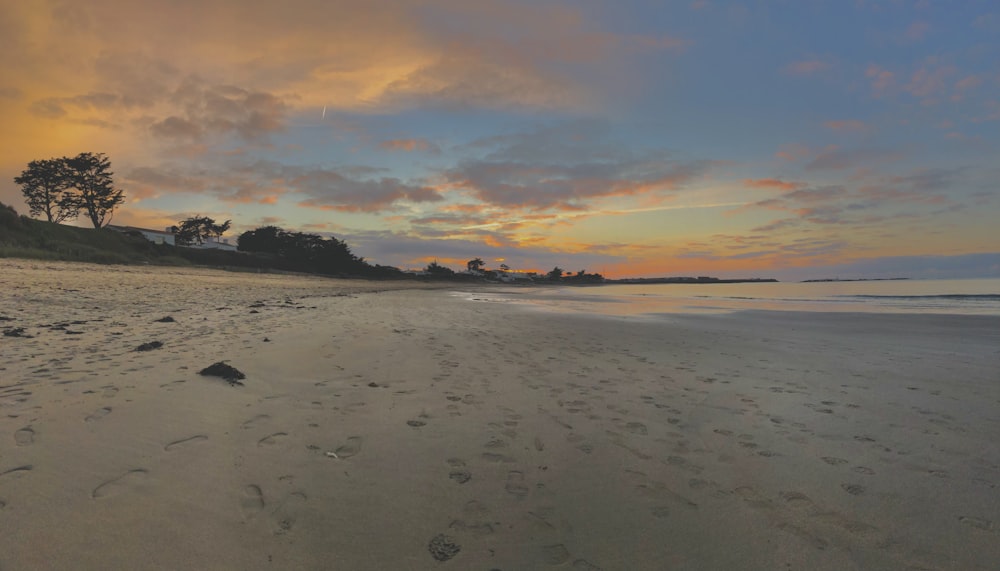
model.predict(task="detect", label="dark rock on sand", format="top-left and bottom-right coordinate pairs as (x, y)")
top-left (199, 361), bottom-right (246, 386)
top-left (155, 316), bottom-right (176, 323)
top-left (135, 341), bottom-right (164, 351)
top-left (428, 534), bottom-right (461, 562)
top-left (3, 327), bottom-right (32, 338)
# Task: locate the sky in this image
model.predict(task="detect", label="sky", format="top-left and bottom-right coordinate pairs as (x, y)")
top-left (1, 0), bottom-right (998, 280)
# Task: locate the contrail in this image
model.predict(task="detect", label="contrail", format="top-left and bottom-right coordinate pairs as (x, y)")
top-left (322, 105), bottom-right (327, 120)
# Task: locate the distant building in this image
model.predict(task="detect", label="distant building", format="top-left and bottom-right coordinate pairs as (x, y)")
top-left (195, 236), bottom-right (238, 252)
top-left (107, 225), bottom-right (176, 246)
top-left (107, 225), bottom-right (239, 251)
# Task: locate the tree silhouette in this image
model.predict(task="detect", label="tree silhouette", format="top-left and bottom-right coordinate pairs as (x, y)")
top-left (172, 216), bottom-right (231, 246)
top-left (64, 152), bottom-right (124, 228)
top-left (425, 261), bottom-right (455, 276)
top-left (547, 266), bottom-right (564, 280)
top-left (467, 257), bottom-right (485, 272)
top-left (13, 158), bottom-right (77, 223)
top-left (236, 225), bottom-right (363, 274)
top-left (499, 263), bottom-right (510, 272)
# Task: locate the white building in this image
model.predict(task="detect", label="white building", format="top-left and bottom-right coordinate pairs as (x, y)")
top-left (196, 236), bottom-right (238, 252)
top-left (107, 225), bottom-right (176, 246)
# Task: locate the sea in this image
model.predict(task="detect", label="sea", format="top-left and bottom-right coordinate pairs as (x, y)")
top-left (458, 278), bottom-right (1000, 317)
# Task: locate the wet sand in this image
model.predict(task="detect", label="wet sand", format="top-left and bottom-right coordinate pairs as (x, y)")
top-left (1, 260), bottom-right (998, 570)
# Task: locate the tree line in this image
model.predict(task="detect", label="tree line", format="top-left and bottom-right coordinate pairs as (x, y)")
top-left (13, 152), bottom-right (125, 228)
top-left (12, 153), bottom-right (603, 282)
top-left (423, 257), bottom-right (604, 283)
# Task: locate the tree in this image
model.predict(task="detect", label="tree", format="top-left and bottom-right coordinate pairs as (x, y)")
top-left (63, 152), bottom-right (124, 228)
top-left (425, 261), bottom-right (455, 276)
top-left (13, 158), bottom-right (77, 223)
top-left (467, 257), bottom-right (485, 272)
top-left (547, 266), bottom-right (564, 280)
top-left (499, 263), bottom-right (510, 272)
top-left (236, 225), bottom-right (364, 274)
top-left (171, 216), bottom-right (231, 246)
top-left (237, 225), bottom-right (284, 253)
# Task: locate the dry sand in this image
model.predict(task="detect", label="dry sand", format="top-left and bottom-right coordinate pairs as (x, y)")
top-left (1, 260), bottom-right (998, 570)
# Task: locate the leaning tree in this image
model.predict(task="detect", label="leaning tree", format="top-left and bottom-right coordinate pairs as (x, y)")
top-left (13, 158), bottom-right (78, 223)
top-left (63, 152), bottom-right (125, 228)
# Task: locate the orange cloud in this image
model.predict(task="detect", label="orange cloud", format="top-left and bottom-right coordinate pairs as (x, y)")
top-left (378, 138), bottom-right (440, 153)
top-left (866, 64), bottom-right (895, 97)
top-left (774, 143), bottom-right (811, 162)
top-left (742, 178), bottom-right (804, 191)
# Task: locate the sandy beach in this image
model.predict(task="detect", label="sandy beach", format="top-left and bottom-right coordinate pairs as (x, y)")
top-left (1, 260), bottom-right (998, 570)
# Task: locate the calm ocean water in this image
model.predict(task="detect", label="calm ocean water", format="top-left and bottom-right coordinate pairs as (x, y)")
top-left (462, 278), bottom-right (1000, 316)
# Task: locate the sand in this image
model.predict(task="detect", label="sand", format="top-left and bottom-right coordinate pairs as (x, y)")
top-left (1, 260), bottom-right (998, 570)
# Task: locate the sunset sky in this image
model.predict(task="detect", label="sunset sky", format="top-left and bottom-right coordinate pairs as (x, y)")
top-left (2, 0), bottom-right (998, 279)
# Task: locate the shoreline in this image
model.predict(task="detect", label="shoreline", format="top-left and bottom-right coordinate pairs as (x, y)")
top-left (2, 262), bottom-right (998, 570)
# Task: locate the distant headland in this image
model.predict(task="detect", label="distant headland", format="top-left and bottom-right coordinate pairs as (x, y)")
top-left (800, 277), bottom-right (910, 283)
top-left (607, 277), bottom-right (778, 284)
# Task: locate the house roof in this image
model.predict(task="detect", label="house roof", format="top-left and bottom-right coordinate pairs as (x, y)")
top-left (108, 225), bottom-right (175, 236)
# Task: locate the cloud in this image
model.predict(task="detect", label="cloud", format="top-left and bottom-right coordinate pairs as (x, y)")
top-left (866, 64), bottom-right (895, 96)
top-left (444, 121), bottom-right (716, 211)
top-left (743, 178), bottom-right (804, 191)
top-left (0, 87), bottom-right (22, 100)
top-left (805, 147), bottom-right (901, 171)
top-left (158, 81), bottom-right (290, 142)
top-left (378, 138), bottom-right (441, 153)
top-left (775, 143), bottom-right (812, 162)
top-left (292, 170), bottom-right (443, 212)
top-left (783, 60), bottom-right (829, 75)
top-left (125, 159), bottom-right (442, 212)
top-left (904, 21), bottom-right (929, 43)
top-left (823, 119), bottom-right (868, 132)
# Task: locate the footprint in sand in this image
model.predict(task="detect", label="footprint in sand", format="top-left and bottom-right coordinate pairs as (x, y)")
top-left (335, 436), bottom-right (363, 458)
top-left (821, 456), bottom-right (848, 466)
top-left (651, 506), bottom-right (670, 518)
top-left (85, 407), bottom-right (112, 422)
top-left (240, 485), bottom-right (266, 520)
top-left (241, 414), bottom-right (270, 429)
top-left (14, 426), bottom-right (34, 446)
top-left (1, 465), bottom-right (33, 479)
top-left (92, 469), bottom-right (148, 499)
top-left (257, 432), bottom-right (289, 446)
top-left (272, 491), bottom-right (308, 535)
top-left (625, 422), bottom-right (648, 435)
top-left (958, 516), bottom-right (994, 531)
top-left (841, 483), bottom-right (866, 495)
top-left (505, 471), bottom-right (529, 497)
top-left (538, 544), bottom-right (572, 565)
top-left (164, 434), bottom-right (208, 451)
